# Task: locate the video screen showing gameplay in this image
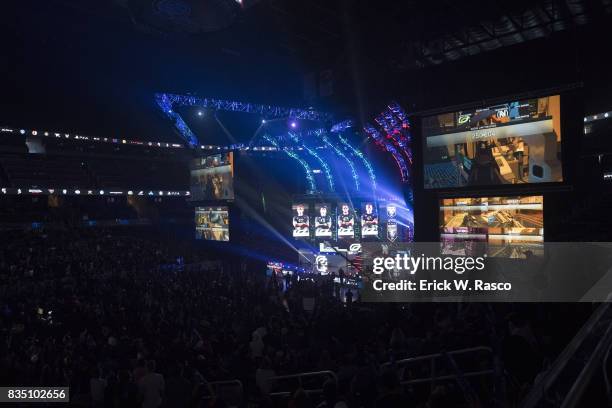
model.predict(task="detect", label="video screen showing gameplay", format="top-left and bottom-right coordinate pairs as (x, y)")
top-left (190, 152), bottom-right (234, 200)
top-left (195, 206), bottom-right (230, 241)
top-left (423, 95), bottom-right (562, 189)
top-left (439, 195), bottom-right (544, 258)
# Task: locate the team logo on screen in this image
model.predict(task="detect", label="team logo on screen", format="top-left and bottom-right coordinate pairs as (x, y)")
top-left (496, 108), bottom-right (509, 118)
top-left (315, 255), bottom-right (328, 274)
top-left (349, 243), bottom-right (362, 254)
top-left (458, 114), bottom-right (471, 125)
top-left (386, 205), bottom-right (398, 242)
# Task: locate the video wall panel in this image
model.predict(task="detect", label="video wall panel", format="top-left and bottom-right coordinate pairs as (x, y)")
top-left (195, 206), bottom-right (230, 241)
top-left (314, 203), bottom-right (333, 238)
top-left (337, 203), bottom-right (356, 239)
top-left (190, 153), bottom-right (234, 200)
top-left (439, 195), bottom-right (544, 258)
top-left (360, 202), bottom-right (379, 238)
top-left (290, 200), bottom-right (411, 242)
top-left (292, 203), bottom-right (310, 238)
top-left (423, 95), bottom-right (562, 189)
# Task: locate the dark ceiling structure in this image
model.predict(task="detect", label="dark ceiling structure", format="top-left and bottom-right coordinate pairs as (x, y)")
top-left (3, 0), bottom-right (612, 141)
top-left (46, 0), bottom-right (612, 66)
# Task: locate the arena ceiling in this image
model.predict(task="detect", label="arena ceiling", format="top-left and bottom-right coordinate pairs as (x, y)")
top-left (3, 0), bottom-right (612, 141)
top-left (49, 0), bottom-right (612, 69)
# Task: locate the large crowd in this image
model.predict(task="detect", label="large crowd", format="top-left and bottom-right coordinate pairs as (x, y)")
top-left (0, 228), bottom-right (592, 407)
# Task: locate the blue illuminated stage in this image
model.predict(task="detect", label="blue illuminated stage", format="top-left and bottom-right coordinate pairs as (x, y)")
top-left (173, 94), bottom-right (416, 278)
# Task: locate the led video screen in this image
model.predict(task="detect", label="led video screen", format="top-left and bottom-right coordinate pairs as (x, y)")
top-left (337, 203), bottom-right (355, 239)
top-left (380, 202), bottom-right (412, 242)
top-left (190, 153), bottom-right (234, 200)
top-left (299, 249), bottom-right (360, 277)
top-left (439, 195), bottom-right (543, 258)
top-left (360, 202), bottom-right (379, 238)
top-left (423, 95), bottom-right (562, 189)
top-left (314, 203), bottom-right (333, 238)
top-left (292, 203), bottom-right (310, 238)
top-left (195, 206), bottom-right (229, 241)
top-left (384, 203), bottom-right (399, 242)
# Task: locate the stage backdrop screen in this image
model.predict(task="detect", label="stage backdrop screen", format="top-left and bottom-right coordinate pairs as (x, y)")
top-left (360, 202), bottom-right (379, 238)
top-left (190, 153), bottom-right (234, 200)
top-left (314, 203), bottom-right (333, 238)
top-left (292, 203), bottom-right (310, 238)
top-left (423, 95), bottom-right (562, 189)
top-left (439, 195), bottom-right (543, 258)
top-left (195, 206), bottom-right (229, 241)
top-left (337, 203), bottom-right (355, 239)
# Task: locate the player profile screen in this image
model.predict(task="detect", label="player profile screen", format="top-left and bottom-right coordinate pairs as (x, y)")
top-left (314, 204), bottom-right (333, 238)
top-left (423, 95), bottom-right (562, 189)
top-left (292, 203), bottom-right (310, 238)
top-left (360, 202), bottom-right (379, 237)
top-left (337, 203), bottom-right (355, 238)
top-left (439, 195), bottom-right (543, 258)
top-left (195, 206), bottom-right (230, 241)
top-left (190, 152), bottom-right (234, 200)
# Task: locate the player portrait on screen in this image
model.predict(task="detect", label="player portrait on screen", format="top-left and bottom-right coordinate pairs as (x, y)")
top-left (361, 203), bottom-right (379, 237)
top-left (315, 205), bottom-right (332, 237)
top-left (337, 204), bottom-right (355, 238)
top-left (292, 204), bottom-right (310, 238)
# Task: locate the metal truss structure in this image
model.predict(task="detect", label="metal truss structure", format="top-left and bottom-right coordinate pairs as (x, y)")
top-left (263, 134), bottom-right (317, 192)
top-left (364, 123), bottom-right (410, 183)
top-left (318, 130), bottom-right (360, 192)
top-left (288, 132), bottom-right (335, 191)
top-left (368, 102), bottom-right (414, 183)
top-left (155, 92), bottom-right (334, 146)
top-left (413, 0), bottom-right (611, 66)
top-left (337, 134), bottom-right (377, 191)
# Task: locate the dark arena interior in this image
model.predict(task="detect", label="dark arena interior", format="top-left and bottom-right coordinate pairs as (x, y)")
top-left (3, 1), bottom-right (612, 407)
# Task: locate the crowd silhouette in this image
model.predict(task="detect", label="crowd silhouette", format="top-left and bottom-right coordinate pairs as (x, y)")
top-left (0, 228), bottom-right (590, 407)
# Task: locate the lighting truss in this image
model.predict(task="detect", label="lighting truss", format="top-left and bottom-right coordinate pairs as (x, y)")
top-left (384, 102), bottom-right (413, 165)
top-left (263, 134), bottom-right (317, 191)
top-left (156, 93), bottom-right (334, 146)
top-left (369, 101), bottom-right (414, 183)
top-left (288, 132), bottom-right (335, 192)
top-left (337, 134), bottom-right (376, 191)
top-left (330, 120), bottom-right (354, 134)
top-left (318, 130), bottom-right (360, 191)
top-left (364, 123), bottom-right (409, 182)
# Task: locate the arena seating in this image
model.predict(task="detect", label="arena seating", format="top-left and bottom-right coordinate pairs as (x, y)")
top-left (87, 158), bottom-right (188, 190)
top-left (0, 154), bottom-right (91, 188)
top-left (0, 152), bottom-right (188, 191)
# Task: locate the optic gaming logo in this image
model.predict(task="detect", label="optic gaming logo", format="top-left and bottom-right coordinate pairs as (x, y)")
top-left (315, 255), bottom-right (328, 274)
top-left (458, 114), bottom-right (471, 125)
top-left (349, 243), bottom-right (362, 254)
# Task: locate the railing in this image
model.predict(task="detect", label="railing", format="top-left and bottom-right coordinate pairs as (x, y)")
top-left (603, 341), bottom-right (612, 405)
top-left (521, 299), bottom-right (612, 408)
top-left (382, 346), bottom-right (495, 389)
top-left (560, 320), bottom-right (612, 407)
top-left (266, 370), bottom-right (337, 398)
